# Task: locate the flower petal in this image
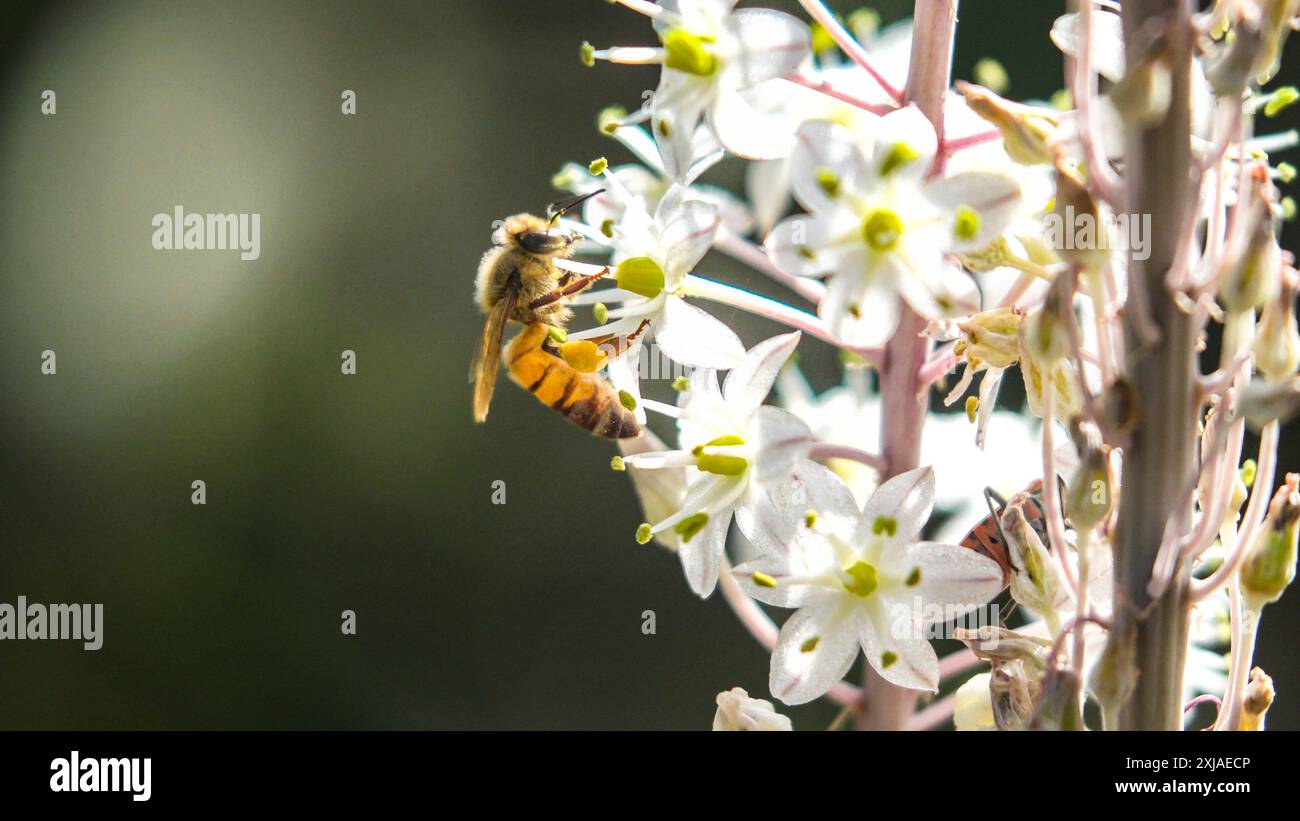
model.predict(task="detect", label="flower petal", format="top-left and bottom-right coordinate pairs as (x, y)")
top-left (783, 459), bottom-right (862, 536)
top-left (606, 342), bottom-right (647, 425)
top-left (752, 406), bottom-right (814, 483)
top-left (652, 73), bottom-right (715, 181)
top-left (770, 597), bottom-right (860, 704)
top-left (858, 602), bottom-right (940, 691)
top-left (765, 212), bottom-right (857, 278)
top-left (654, 296), bottom-right (747, 370)
top-left (787, 119), bottom-right (873, 215)
top-left (904, 541), bottom-right (1005, 613)
top-left (678, 505), bottom-right (730, 597)
top-left (870, 104), bottom-right (938, 182)
top-left (710, 85), bottom-right (800, 160)
top-left (723, 8), bottom-right (811, 88)
top-left (825, 272), bottom-right (901, 348)
top-left (924, 171), bottom-right (1023, 252)
top-left (733, 552), bottom-right (823, 608)
top-left (862, 466), bottom-right (935, 543)
top-left (722, 331), bottom-right (801, 411)
top-left (659, 197), bottom-right (721, 279)
top-left (1050, 9), bottom-right (1125, 82)
top-left (619, 429), bottom-right (687, 550)
top-left (746, 158), bottom-right (791, 238)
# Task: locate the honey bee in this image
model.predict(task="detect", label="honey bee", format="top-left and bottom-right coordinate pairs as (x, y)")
top-left (959, 480), bottom-right (1050, 590)
top-left (470, 191), bottom-right (641, 438)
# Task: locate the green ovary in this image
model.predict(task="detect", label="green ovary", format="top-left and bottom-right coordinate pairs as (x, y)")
top-left (862, 209), bottom-right (903, 252)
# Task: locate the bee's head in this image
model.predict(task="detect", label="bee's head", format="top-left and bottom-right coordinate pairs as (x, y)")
top-left (495, 190), bottom-right (606, 255)
top-left (497, 214), bottom-right (569, 254)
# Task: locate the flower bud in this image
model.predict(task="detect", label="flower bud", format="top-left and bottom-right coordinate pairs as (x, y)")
top-left (1001, 504), bottom-right (1063, 616)
top-left (1065, 444), bottom-right (1113, 530)
top-left (1252, 272), bottom-right (1300, 382)
top-left (711, 687), bottom-right (792, 731)
top-left (1220, 204), bottom-right (1282, 314)
top-left (1028, 667), bottom-right (1084, 730)
top-left (1205, 7), bottom-right (1265, 98)
top-left (1251, 0), bottom-right (1300, 83)
top-left (953, 672), bottom-right (996, 731)
top-left (1110, 53), bottom-right (1172, 126)
top-left (1240, 667), bottom-right (1275, 731)
top-left (1240, 473), bottom-right (1299, 609)
top-left (1021, 356), bottom-right (1083, 420)
top-left (1239, 376), bottom-right (1300, 430)
top-left (1088, 628), bottom-right (1138, 721)
top-left (1050, 160), bottom-right (1109, 277)
top-left (956, 81), bottom-right (1059, 165)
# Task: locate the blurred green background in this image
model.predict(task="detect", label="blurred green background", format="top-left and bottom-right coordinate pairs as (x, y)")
top-left (0, 0), bottom-right (1295, 729)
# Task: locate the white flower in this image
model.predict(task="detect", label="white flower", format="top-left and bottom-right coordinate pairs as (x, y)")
top-left (712, 686), bottom-right (792, 730)
top-left (622, 332), bottom-right (813, 597)
top-left (734, 461), bottom-right (1004, 703)
top-left (568, 186), bottom-right (746, 419)
top-left (554, 150), bottom-right (753, 237)
top-left (592, 0), bottom-right (812, 179)
top-left (766, 109), bottom-right (1023, 346)
top-left (953, 671), bottom-right (996, 731)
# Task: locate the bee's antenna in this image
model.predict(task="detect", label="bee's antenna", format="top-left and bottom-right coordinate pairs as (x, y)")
top-left (547, 189), bottom-right (605, 224)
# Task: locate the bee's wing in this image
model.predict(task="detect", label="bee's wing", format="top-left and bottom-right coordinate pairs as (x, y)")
top-left (470, 282), bottom-right (518, 423)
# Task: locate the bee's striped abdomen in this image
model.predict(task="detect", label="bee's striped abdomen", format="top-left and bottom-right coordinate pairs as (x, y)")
top-left (505, 323), bottom-right (640, 439)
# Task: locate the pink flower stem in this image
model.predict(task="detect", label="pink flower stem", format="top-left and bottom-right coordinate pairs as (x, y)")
top-left (783, 72), bottom-right (897, 116)
top-left (797, 0), bottom-right (905, 104)
top-left (856, 0), bottom-right (956, 732)
top-left (683, 274), bottom-right (883, 366)
top-left (808, 442), bottom-right (886, 472)
top-left (905, 693), bottom-right (956, 730)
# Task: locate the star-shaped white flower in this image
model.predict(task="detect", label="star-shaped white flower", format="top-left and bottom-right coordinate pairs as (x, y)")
top-left (734, 461), bottom-right (1004, 704)
top-left (765, 108), bottom-right (1023, 346)
top-left (621, 332), bottom-right (813, 597)
top-left (591, 0), bottom-right (811, 180)
top-left (568, 186), bottom-right (747, 419)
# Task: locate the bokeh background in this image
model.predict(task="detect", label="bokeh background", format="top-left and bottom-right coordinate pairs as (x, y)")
top-left (0, 0), bottom-right (1296, 729)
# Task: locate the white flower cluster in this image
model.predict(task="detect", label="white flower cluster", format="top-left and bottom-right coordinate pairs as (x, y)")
top-left (504, 0), bottom-right (1299, 729)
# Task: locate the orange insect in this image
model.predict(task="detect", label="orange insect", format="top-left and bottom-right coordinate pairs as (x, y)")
top-left (959, 480), bottom-right (1049, 590)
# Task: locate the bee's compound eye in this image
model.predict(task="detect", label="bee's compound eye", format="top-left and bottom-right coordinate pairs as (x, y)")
top-left (518, 231), bottom-right (563, 254)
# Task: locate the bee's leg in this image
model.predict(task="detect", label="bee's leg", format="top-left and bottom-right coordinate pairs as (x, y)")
top-left (529, 267), bottom-right (611, 310)
top-left (582, 320), bottom-right (651, 358)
